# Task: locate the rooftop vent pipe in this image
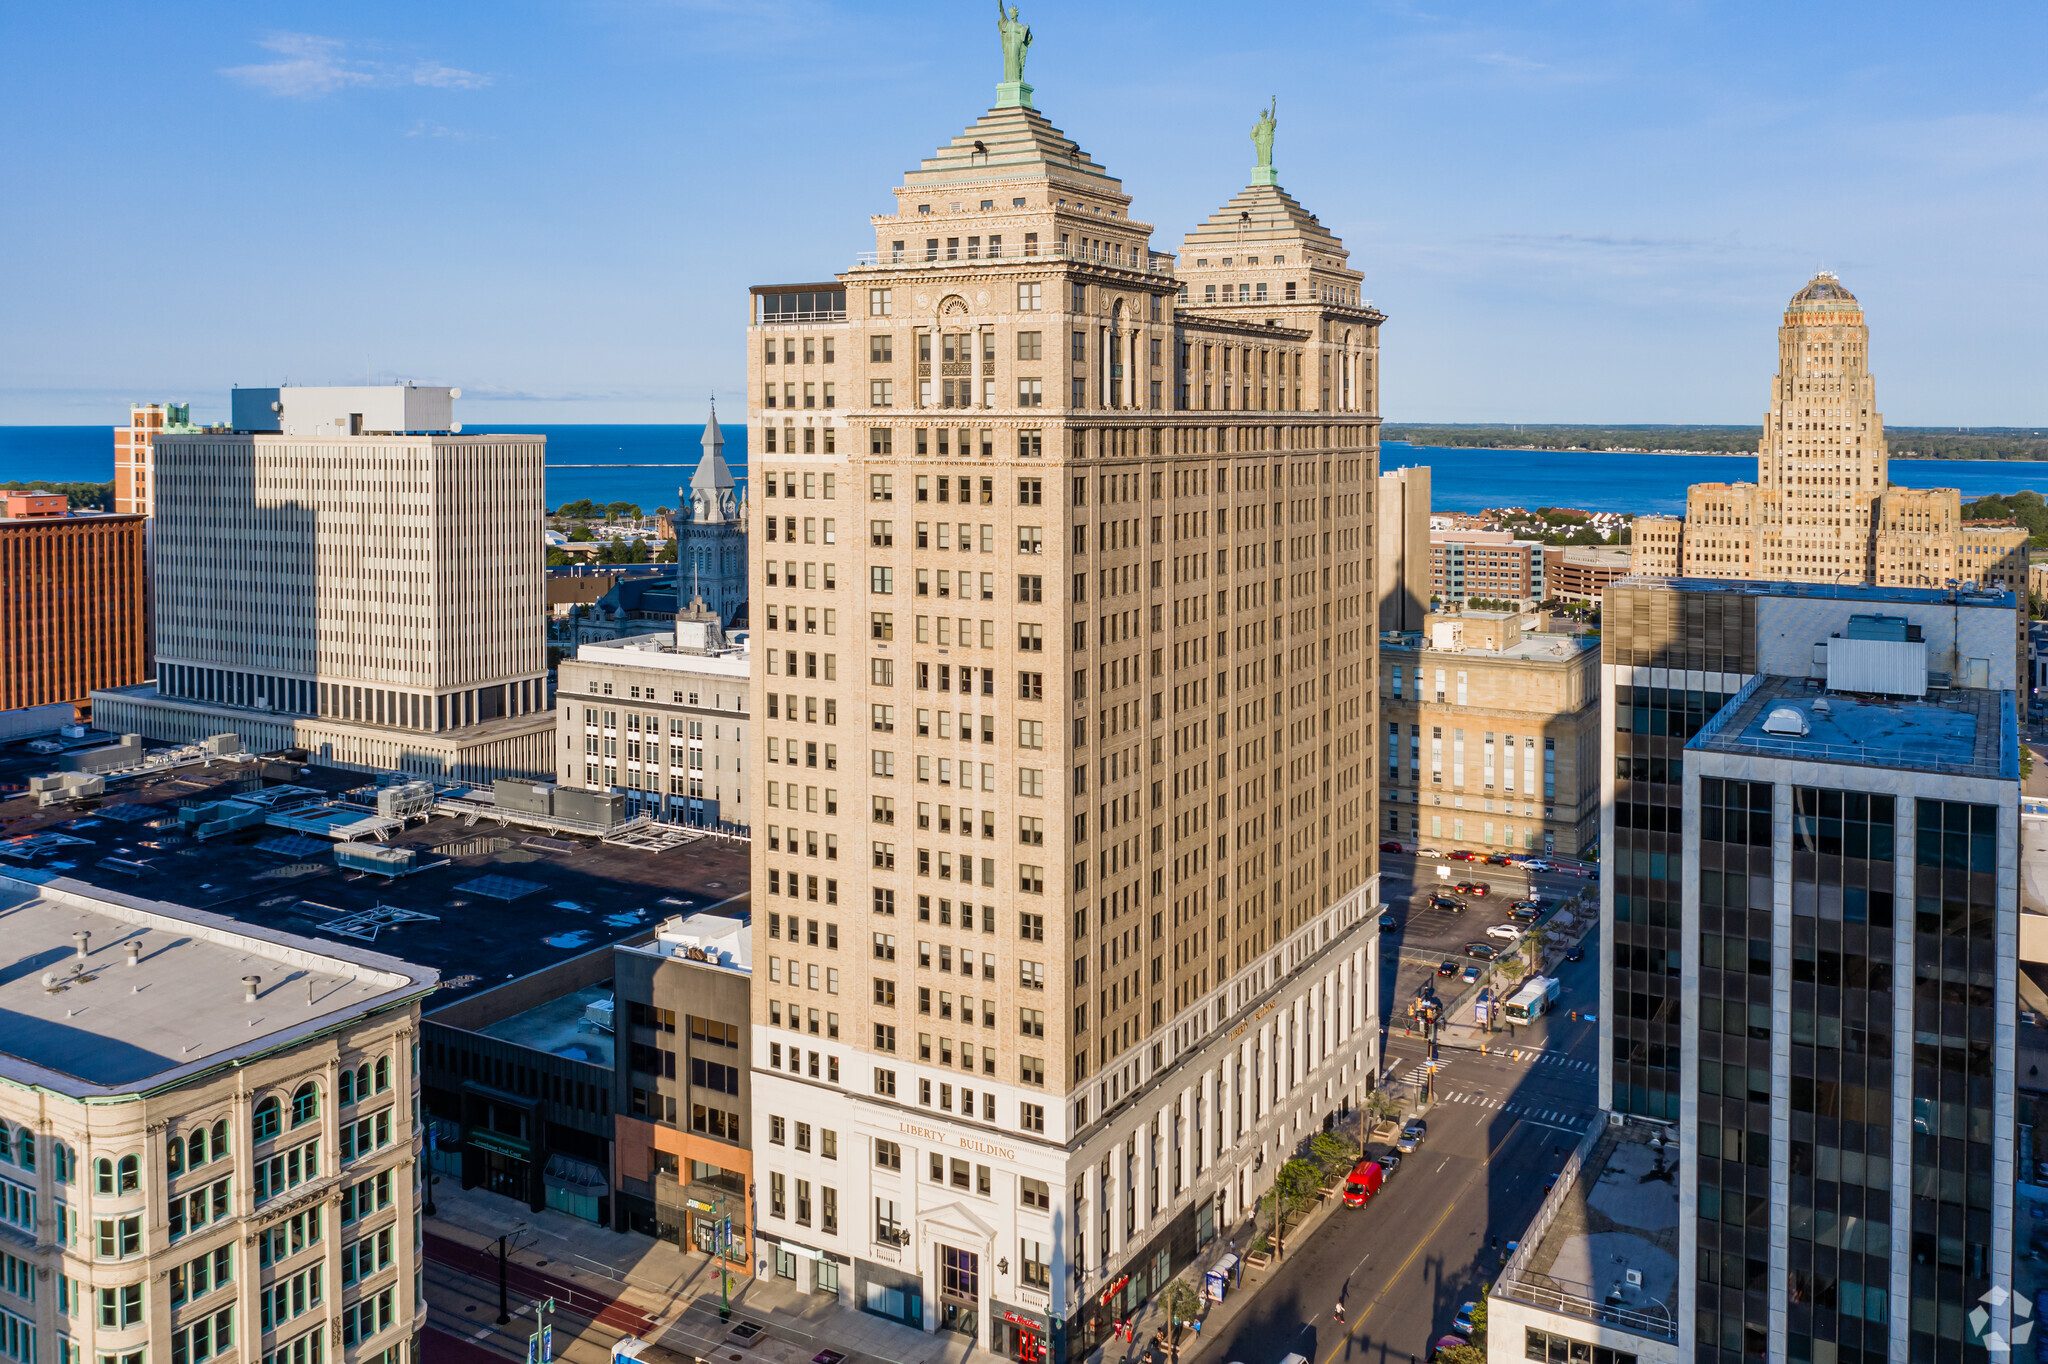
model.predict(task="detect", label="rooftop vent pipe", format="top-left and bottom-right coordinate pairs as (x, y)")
top-left (72, 931), bottom-right (90, 959)
top-left (242, 975), bottom-right (261, 1003)
top-left (125, 941), bottom-right (141, 966)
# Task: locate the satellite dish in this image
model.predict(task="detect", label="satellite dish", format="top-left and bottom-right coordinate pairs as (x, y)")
top-left (449, 388), bottom-right (462, 400)
top-left (450, 423), bottom-right (463, 434)
top-left (270, 401), bottom-right (283, 413)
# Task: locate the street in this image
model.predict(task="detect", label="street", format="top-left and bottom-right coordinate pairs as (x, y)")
top-left (1185, 874), bottom-right (1603, 1364)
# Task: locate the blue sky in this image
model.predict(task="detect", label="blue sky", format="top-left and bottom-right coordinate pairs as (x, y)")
top-left (3, 1), bottom-right (2043, 426)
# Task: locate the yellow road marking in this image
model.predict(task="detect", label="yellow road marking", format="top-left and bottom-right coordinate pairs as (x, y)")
top-left (1319, 1119), bottom-right (1530, 1364)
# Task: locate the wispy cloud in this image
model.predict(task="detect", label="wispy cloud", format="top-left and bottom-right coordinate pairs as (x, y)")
top-left (1473, 51), bottom-right (1547, 74)
top-left (221, 34), bottom-right (492, 99)
top-left (404, 119), bottom-right (478, 142)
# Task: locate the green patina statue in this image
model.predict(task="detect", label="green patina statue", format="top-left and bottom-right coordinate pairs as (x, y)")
top-left (998, 3), bottom-right (1032, 84)
top-left (1252, 97), bottom-right (1277, 168)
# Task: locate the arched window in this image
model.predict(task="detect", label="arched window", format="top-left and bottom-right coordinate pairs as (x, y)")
top-left (51, 1143), bottom-right (72, 1185)
top-left (209, 1119), bottom-right (228, 1161)
top-left (253, 1096), bottom-right (281, 1143)
top-left (0, 1124), bottom-right (12, 1163)
top-left (95, 1157), bottom-right (115, 1194)
top-left (20, 1133), bottom-right (35, 1173)
top-left (187, 1127), bottom-right (207, 1168)
top-left (117, 1154), bottom-right (139, 1193)
top-left (374, 1056), bottom-right (390, 1093)
top-left (166, 1132), bottom-right (184, 1175)
top-left (291, 1082), bottom-right (319, 1127)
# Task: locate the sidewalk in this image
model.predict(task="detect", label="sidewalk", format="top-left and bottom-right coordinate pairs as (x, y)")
top-left (425, 1183), bottom-right (971, 1364)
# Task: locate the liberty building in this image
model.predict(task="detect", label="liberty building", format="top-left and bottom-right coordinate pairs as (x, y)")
top-left (742, 19), bottom-right (1383, 1363)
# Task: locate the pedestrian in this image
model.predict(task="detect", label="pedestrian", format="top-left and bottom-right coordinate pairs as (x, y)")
top-left (1333, 1302), bottom-right (1345, 1326)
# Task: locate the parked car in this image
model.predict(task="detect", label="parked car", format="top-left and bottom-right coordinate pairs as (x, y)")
top-left (1460, 964), bottom-right (1482, 984)
top-left (1341, 1158), bottom-right (1385, 1207)
top-left (1455, 881), bottom-right (1491, 897)
top-left (1464, 941), bottom-right (1500, 960)
top-left (1437, 960), bottom-right (1459, 977)
top-left (1485, 923), bottom-right (1524, 942)
top-left (1521, 858), bottom-right (1556, 872)
top-left (1380, 911), bottom-right (1398, 932)
top-left (1428, 895), bottom-right (1468, 912)
top-left (1379, 840), bottom-right (1406, 853)
top-left (1483, 853), bottom-right (1515, 866)
top-left (1452, 1302), bottom-right (1480, 1337)
top-left (1416, 847), bottom-right (1445, 858)
top-left (1397, 1118), bottom-right (1428, 1152)
top-left (1565, 946), bottom-right (1586, 963)
top-left (1509, 903), bottom-right (1544, 923)
top-left (1377, 1152), bottom-right (1402, 1177)
top-left (1447, 850), bottom-right (1480, 862)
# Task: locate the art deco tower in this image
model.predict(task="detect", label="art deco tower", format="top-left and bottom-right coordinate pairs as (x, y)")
top-left (736, 26), bottom-right (1383, 1362)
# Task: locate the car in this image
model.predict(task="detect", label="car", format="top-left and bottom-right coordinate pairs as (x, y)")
top-left (1415, 847), bottom-right (1445, 858)
top-left (1427, 895), bottom-right (1468, 912)
top-left (1521, 858), bottom-right (1555, 873)
top-left (1483, 854), bottom-right (1515, 866)
top-left (1486, 923), bottom-right (1524, 942)
top-left (1397, 1118), bottom-right (1428, 1152)
top-left (1455, 881), bottom-right (1491, 897)
top-left (1341, 1158), bottom-right (1386, 1207)
top-left (1447, 850), bottom-right (1480, 862)
top-left (1379, 840), bottom-right (1406, 853)
top-left (1437, 960), bottom-right (1459, 976)
top-left (1452, 1302), bottom-right (1480, 1337)
top-left (1565, 946), bottom-right (1586, 963)
top-left (1460, 964), bottom-right (1482, 984)
top-left (1509, 904), bottom-right (1544, 923)
top-left (1376, 1152), bottom-right (1402, 1177)
top-left (1379, 911), bottom-right (1398, 932)
top-left (1464, 941), bottom-right (1500, 960)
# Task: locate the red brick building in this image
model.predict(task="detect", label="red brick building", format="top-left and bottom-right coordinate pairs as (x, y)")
top-left (0, 494), bottom-right (149, 712)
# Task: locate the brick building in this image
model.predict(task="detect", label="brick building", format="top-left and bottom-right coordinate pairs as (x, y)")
top-left (1430, 529), bottom-right (1546, 606)
top-left (0, 492), bottom-right (148, 713)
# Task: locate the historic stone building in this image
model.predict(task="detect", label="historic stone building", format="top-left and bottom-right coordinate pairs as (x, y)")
top-left (742, 24), bottom-right (1382, 1363)
top-left (674, 402), bottom-right (749, 629)
top-left (1630, 273), bottom-right (2028, 594)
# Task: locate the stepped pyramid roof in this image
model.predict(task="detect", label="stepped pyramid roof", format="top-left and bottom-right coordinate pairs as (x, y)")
top-left (903, 104), bottom-right (1126, 200)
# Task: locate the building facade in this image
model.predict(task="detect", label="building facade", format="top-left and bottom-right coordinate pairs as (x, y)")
top-left (0, 872), bottom-right (436, 1364)
top-left (0, 493), bottom-right (148, 713)
top-left (1431, 530), bottom-right (1546, 606)
top-left (555, 607), bottom-right (751, 828)
top-left (1379, 611), bottom-right (1600, 857)
top-left (1542, 543), bottom-right (1634, 605)
top-left (675, 405), bottom-right (750, 630)
top-left (610, 914), bottom-right (755, 1264)
top-left (1599, 576), bottom-right (2020, 1130)
top-left (743, 39), bottom-right (1382, 1363)
top-left (1627, 274), bottom-right (2029, 595)
top-left (1376, 464), bottom-right (1431, 632)
top-left (92, 385), bottom-right (555, 782)
top-left (113, 403), bottom-right (208, 519)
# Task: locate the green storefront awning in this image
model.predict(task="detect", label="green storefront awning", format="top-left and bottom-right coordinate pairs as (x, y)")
top-left (468, 1130), bottom-right (531, 1160)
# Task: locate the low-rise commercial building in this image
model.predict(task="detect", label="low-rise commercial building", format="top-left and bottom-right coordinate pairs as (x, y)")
top-left (555, 605), bottom-right (751, 829)
top-left (1432, 530), bottom-right (1547, 606)
top-left (0, 492), bottom-right (148, 713)
top-left (0, 871), bottom-right (437, 1364)
top-left (1379, 611), bottom-right (1600, 855)
top-left (611, 913), bottom-right (754, 1260)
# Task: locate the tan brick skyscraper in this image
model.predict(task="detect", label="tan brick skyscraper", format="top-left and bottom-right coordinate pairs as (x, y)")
top-left (740, 33), bottom-right (1383, 1360)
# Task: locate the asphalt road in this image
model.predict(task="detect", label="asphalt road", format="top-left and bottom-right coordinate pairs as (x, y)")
top-left (1190, 955), bottom-right (1602, 1364)
top-left (1375, 851), bottom-right (1597, 1027)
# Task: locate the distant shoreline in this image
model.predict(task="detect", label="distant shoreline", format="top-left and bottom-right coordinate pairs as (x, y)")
top-left (1382, 439), bottom-right (2037, 463)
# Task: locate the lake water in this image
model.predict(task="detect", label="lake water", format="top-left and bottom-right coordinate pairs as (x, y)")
top-left (5, 424), bottom-right (2044, 518)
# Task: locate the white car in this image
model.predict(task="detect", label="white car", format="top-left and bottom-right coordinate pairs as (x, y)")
top-left (1520, 859), bottom-right (1555, 873)
top-left (1416, 847), bottom-right (1446, 858)
top-left (1485, 923), bottom-right (1524, 942)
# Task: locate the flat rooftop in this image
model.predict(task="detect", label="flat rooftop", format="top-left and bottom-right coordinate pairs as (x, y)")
top-left (1612, 573), bottom-right (2017, 610)
top-left (1380, 631), bottom-right (1597, 662)
top-left (1691, 674), bottom-right (2016, 779)
top-left (0, 745), bottom-right (750, 1007)
top-left (1495, 1123), bottom-right (1679, 1341)
top-left (477, 984), bottom-right (616, 1068)
top-left (0, 877), bottom-right (434, 1095)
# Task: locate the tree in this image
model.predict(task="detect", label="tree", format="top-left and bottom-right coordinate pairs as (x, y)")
top-left (1428, 1344), bottom-right (1483, 1364)
top-left (606, 500), bottom-right (642, 522)
top-left (1159, 1279), bottom-right (1203, 1364)
top-left (657, 539), bottom-right (678, 563)
top-left (1262, 1157), bottom-right (1324, 1259)
top-left (1308, 1129), bottom-right (1359, 1181)
top-left (1366, 1089), bottom-right (1402, 1130)
top-left (545, 548), bottom-right (571, 567)
top-left (1498, 955), bottom-right (1528, 988)
top-left (567, 525), bottom-right (595, 543)
top-left (557, 498), bottom-right (600, 520)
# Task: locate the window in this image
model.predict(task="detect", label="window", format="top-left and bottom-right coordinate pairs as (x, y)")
top-left (1019, 768), bottom-right (1044, 798)
top-left (1017, 526), bottom-right (1043, 554)
top-left (1018, 671), bottom-right (1043, 700)
top-left (1018, 866), bottom-right (1044, 896)
top-left (1020, 1238), bottom-right (1050, 1289)
top-left (873, 1069), bottom-right (897, 1097)
top-left (96, 1217), bottom-right (141, 1259)
top-left (339, 1226), bottom-right (393, 1287)
top-left (1017, 283), bottom-right (1042, 311)
top-left (290, 1083), bottom-right (319, 1127)
top-left (1020, 1103), bottom-right (1045, 1133)
top-left (869, 473), bottom-right (894, 502)
top-left (1016, 331), bottom-right (1042, 360)
top-left (257, 1210), bottom-right (321, 1268)
top-left (1020, 1176), bottom-right (1051, 1210)
top-left (1018, 624), bottom-right (1044, 652)
top-left (166, 1178), bottom-right (230, 1241)
top-left (1018, 719), bottom-right (1045, 749)
top-left (254, 1140), bottom-right (320, 1204)
top-left (98, 1284), bottom-right (142, 1329)
top-left (338, 1287), bottom-right (393, 1347)
top-left (870, 335), bottom-right (893, 362)
top-left (875, 1139), bottom-right (902, 1170)
top-left (870, 288), bottom-right (893, 316)
top-left (252, 1097), bottom-right (281, 1141)
top-left (1016, 379), bottom-right (1042, 406)
top-left (170, 1306), bottom-right (235, 1364)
